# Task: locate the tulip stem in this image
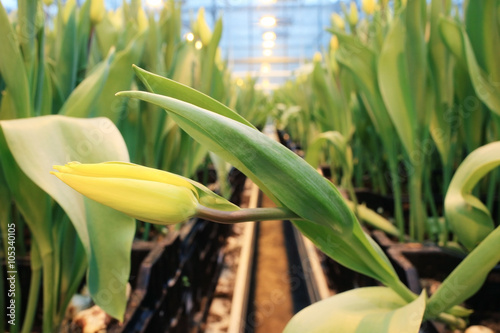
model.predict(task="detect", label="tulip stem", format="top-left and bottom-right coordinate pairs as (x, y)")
top-left (196, 205), bottom-right (300, 224)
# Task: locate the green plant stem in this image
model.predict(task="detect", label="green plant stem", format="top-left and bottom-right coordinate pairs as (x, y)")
top-left (196, 206), bottom-right (300, 224)
top-left (486, 169), bottom-right (497, 213)
top-left (441, 160), bottom-right (453, 246)
top-left (142, 222), bottom-right (151, 241)
top-left (41, 251), bottom-right (55, 333)
top-left (22, 243), bottom-right (41, 333)
top-left (345, 173), bottom-right (359, 217)
top-left (56, 253), bottom-right (86, 323)
top-left (329, 146), bottom-right (338, 184)
top-left (15, 209), bottom-right (26, 256)
top-left (388, 155), bottom-right (405, 241)
top-left (390, 279), bottom-right (418, 304)
top-left (433, 313), bottom-right (466, 330)
top-left (409, 166), bottom-right (426, 242)
top-left (376, 168), bottom-right (388, 196)
top-left (424, 173), bottom-right (440, 242)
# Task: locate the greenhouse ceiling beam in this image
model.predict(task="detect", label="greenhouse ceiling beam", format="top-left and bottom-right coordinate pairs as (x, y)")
top-left (232, 57), bottom-right (302, 64)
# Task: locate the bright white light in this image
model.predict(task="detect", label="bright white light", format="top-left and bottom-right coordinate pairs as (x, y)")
top-left (262, 31), bottom-right (276, 40)
top-left (261, 63), bottom-right (271, 73)
top-left (261, 0), bottom-right (277, 4)
top-left (146, 0), bottom-right (163, 8)
top-left (260, 16), bottom-right (276, 27)
top-left (263, 49), bottom-right (272, 56)
top-left (186, 32), bottom-right (194, 42)
top-left (195, 41), bottom-right (203, 49)
top-left (262, 40), bottom-right (275, 48)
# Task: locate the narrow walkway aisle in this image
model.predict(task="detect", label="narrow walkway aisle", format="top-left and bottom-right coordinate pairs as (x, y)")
top-left (252, 194), bottom-right (294, 333)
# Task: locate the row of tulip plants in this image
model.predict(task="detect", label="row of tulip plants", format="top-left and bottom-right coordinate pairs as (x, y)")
top-left (273, 0), bottom-right (500, 245)
top-left (0, 0), bottom-right (270, 332)
top-left (268, 0), bottom-right (500, 331)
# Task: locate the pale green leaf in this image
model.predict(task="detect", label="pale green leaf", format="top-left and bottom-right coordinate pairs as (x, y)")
top-left (133, 65), bottom-right (255, 129)
top-left (0, 2), bottom-right (31, 118)
top-left (305, 131), bottom-right (351, 172)
top-left (55, 5), bottom-right (78, 101)
top-left (199, 17), bottom-right (222, 95)
top-left (444, 142), bottom-right (499, 250)
top-left (378, 14), bottom-right (416, 155)
top-left (439, 18), bottom-right (466, 68)
top-left (284, 287), bottom-right (426, 333)
top-left (0, 115), bottom-right (135, 320)
top-left (440, 16), bottom-right (500, 116)
top-left (60, 52), bottom-right (114, 117)
top-left (91, 32), bottom-right (146, 123)
top-left (465, 0), bottom-right (500, 84)
top-left (427, 223), bottom-right (500, 317)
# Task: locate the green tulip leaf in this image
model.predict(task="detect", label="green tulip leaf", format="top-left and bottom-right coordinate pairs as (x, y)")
top-left (92, 32), bottom-right (146, 123)
top-left (427, 223), bottom-right (500, 318)
top-left (444, 142), bottom-right (499, 250)
top-left (378, 13), bottom-right (417, 156)
top-left (60, 51), bottom-right (115, 117)
top-left (284, 287), bottom-right (426, 333)
top-left (132, 65), bottom-right (255, 129)
top-left (305, 131), bottom-right (351, 172)
top-left (54, 4), bottom-right (78, 102)
top-left (117, 86), bottom-right (413, 298)
top-left (0, 115), bottom-right (135, 320)
top-left (465, 0), bottom-right (500, 86)
top-left (345, 201), bottom-right (400, 238)
top-left (330, 29), bottom-right (394, 137)
top-left (439, 17), bottom-right (500, 116)
top-left (0, 2), bottom-right (31, 118)
top-left (311, 61), bottom-right (350, 138)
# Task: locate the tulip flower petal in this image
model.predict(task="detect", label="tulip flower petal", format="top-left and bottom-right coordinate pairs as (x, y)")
top-left (53, 161), bottom-right (198, 196)
top-left (52, 172), bottom-right (199, 225)
top-left (53, 161), bottom-right (240, 212)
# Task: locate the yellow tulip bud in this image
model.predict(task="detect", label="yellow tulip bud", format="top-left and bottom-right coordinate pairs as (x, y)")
top-left (51, 162), bottom-right (200, 225)
top-left (109, 9), bottom-right (124, 29)
top-left (330, 36), bottom-right (339, 52)
top-left (313, 52), bottom-right (323, 63)
top-left (362, 0), bottom-right (376, 15)
top-left (90, 0), bottom-right (105, 24)
top-left (43, 0), bottom-right (54, 6)
top-left (331, 13), bottom-right (345, 30)
top-left (137, 7), bottom-right (149, 32)
top-left (62, 0), bottom-right (76, 23)
top-left (197, 8), bottom-right (213, 46)
top-left (348, 2), bottom-right (359, 26)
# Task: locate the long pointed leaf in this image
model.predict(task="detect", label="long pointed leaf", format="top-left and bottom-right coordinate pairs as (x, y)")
top-left (444, 142), bottom-right (499, 250)
top-left (0, 116), bottom-right (135, 320)
top-left (284, 287), bottom-right (426, 333)
top-left (117, 89), bottom-right (412, 296)
top-left (0, 2), bottom-right (31, 117)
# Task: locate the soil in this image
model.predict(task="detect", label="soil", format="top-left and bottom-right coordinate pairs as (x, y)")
top-left (251, 195), bottom-right (294, 333)
top-left (205, 222), bottom-right (246, 332)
